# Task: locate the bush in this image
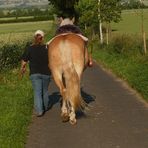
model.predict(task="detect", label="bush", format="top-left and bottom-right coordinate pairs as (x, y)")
top-left (105, 34), bottom-right (143, 55)
top-left (0, 15), bottom-right (53, 24)
top-left (0, 43), bottom-right (29, 72)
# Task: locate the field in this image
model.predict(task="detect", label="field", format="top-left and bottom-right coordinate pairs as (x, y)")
top-left (111, 9), bottom-right (148, 36)
top-left (0, 20), bottom-right (52, 34)
top-left (0, 20), bottom-right (53, 46)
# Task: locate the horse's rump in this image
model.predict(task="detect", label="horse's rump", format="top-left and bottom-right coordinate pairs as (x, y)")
top-left (48, 33), bottom-right (88, 77)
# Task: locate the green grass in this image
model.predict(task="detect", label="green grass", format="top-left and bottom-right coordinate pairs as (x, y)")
top-left (0, 20), bottom-right (54, 45)
top-left (0, 68), bottom-right (33, 147)
top-left (93, 47), bottom-right (148, 101)
top-left (0, 32), bottom-right (33, 47)
top-left (0, 20), bottom-right (53, 34)
top-left (111, 9), bottom-right (148, 35)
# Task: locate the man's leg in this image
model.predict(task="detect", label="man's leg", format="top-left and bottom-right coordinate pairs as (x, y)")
top-left (30, 74), bottom-right (44, 115)
top-left (42, 74), bottom-right (50, 111)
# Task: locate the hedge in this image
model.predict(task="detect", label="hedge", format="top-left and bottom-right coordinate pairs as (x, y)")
top-left (0, 42), bottom-right (30, 72)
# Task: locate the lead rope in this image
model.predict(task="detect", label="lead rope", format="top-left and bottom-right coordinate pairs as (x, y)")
top-left (81, 42), bottom-right (87, 91)
top-left (81, 40), bottom-right (93, 91)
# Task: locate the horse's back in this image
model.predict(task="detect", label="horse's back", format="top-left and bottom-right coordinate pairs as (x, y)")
top-left (49, 33), bottom-right (84, 49)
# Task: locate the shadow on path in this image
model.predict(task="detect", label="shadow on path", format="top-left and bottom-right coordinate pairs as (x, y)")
top-left (48, 92), bottom-right (61, 110)
top-left (77, 88), bottom-right (96, 119)
top-left (47, 88), bottom-right (95, 119)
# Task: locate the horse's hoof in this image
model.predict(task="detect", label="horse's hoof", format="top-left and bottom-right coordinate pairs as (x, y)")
top-left (69, 119), bottom-right (77, 125)
top-left (61, 113), bottom-right (69, 122)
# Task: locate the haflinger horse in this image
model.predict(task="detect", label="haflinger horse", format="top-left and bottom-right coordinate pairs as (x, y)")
top-left (47, 18), bottom-right (90, 125)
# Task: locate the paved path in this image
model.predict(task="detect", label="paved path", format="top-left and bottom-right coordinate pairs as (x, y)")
top-left (26, 63), bottom-right (148, 148)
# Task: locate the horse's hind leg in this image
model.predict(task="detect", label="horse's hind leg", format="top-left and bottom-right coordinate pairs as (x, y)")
top-left (61, 75), bottom-right (71, 122)
top-left (69, 103), bottom-right (77, 125)
top-left (52, 70), bottom-right (69, 122)
top-left (61, 99), bottom-right (69, 122)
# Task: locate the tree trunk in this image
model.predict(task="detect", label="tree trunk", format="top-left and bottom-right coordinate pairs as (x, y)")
top-left (143, 32), bottom-right (147, 54)
top-left (106, 23), bottom-right (109, 45)
top-left (99, 19), bottom-right (103, 44)
top-left (98, 0), bottom-right (103, 44)
top-left (109, 23), bottom-right (112, 40)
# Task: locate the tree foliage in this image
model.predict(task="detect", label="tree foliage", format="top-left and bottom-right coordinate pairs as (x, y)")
top-left (0, 7), bottom-right (54, 18)
top-left (48, 0), bottom-right (79, 17)
top-left (121, 0), bottom-right (147, 10)
top-left (49, 0), bottom-right (122, 40)
top-left (100, 0), bottom-right (122, 23)
top-left (75, 0), bottom-right (99, 32)
top-left (76, 0), bottom-right (121, 33)
top-left (49, 0), bottom-right (121, 22)
top-left (75, 0), bottom-right (96, 24)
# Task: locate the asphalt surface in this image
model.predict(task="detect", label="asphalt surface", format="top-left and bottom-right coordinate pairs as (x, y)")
top-left (26, 63), bottom-right (148, 148)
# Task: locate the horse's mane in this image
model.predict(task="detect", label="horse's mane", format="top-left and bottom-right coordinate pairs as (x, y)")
top-left (55, 24), bottom-right (83, 36)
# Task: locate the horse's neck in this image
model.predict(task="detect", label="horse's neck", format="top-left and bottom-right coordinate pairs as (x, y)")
top-left (60, 18), bottom-right (73, 26)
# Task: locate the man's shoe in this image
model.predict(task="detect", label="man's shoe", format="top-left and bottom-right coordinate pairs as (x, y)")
top-left (88, 61), bottom-right (93, 67)
top-left (36, 112), bottom-right (44, 117)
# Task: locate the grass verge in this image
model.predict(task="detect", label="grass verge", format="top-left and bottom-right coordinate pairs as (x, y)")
top-left (0, 68), bottom-right (33, 147)
top-left (0, 25), bottom-right (55, 147)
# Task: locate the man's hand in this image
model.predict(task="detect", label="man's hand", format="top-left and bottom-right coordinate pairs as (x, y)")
top-left (20, 60), bottom-right (27, 76)
top-left (20, 66), bottom-right (26, 75)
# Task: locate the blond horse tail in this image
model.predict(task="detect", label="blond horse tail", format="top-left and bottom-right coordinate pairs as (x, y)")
top-left (59, 39), bottom-right (85, 111)
top-left (63, 65), bottom-right (85, 110)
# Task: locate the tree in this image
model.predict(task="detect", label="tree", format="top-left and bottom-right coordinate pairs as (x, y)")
top-left (76, 0), bottom-right (121, 44)
top-left (140, 0), bottom-right (147, 54)
top-left (100, 0), bottom-right (122, 44)
top-left (75, 0), bottom-right (99, 37)
top-left (49, 0), bottom-right (122, 44)
top-left (121, 0), bottom-right (147, 9)
top-left (48, 0), bottom-right (79, 18)
top-left (98, 0), bottom-right (103, 44)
